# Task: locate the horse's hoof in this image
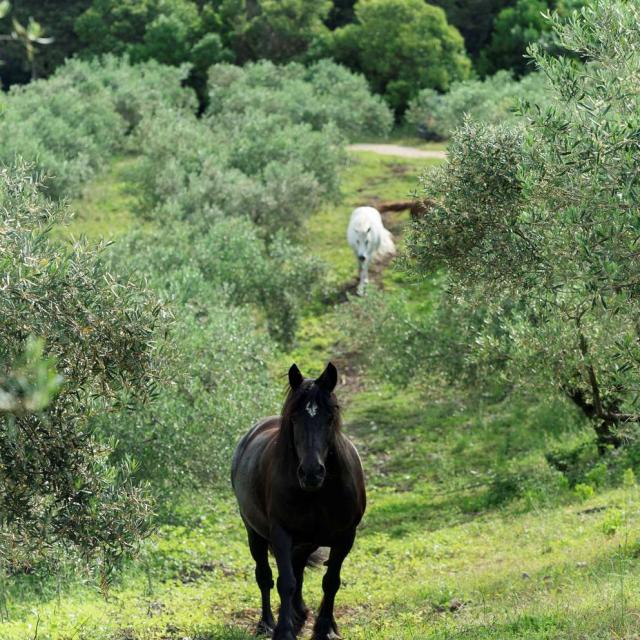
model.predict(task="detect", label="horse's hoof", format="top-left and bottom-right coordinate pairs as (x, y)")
top-left (255, 620), bottom-right (275, 637)
top-left (313, 616), bottom-right (342, 640)
top-left (313, 632), bottom-right (342, 640)
top-left (273, 625), bottom-right (296, 640)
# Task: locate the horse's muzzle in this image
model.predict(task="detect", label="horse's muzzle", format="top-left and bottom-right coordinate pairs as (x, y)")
top-left (297, 463), bottom-right (326, 491)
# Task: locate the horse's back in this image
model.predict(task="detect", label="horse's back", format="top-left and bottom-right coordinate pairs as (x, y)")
top-left (231, 416), bottom-right (280, 538)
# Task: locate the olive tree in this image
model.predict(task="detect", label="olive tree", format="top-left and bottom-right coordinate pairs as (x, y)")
top-left (0, 165), bottom-right (162, 573)
top-left (406, 0), bottom-right (640, 452)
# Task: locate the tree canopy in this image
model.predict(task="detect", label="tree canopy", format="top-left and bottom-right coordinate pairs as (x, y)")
top-left (328, 0), bottom-right (471, 112)
top-left (75, 0), bottom-right (230, 78)
top-left (219, 0), bottom-right (331, 63)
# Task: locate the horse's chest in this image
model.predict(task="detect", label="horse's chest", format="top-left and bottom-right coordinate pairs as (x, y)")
top-left (277, 491), bottom-right (359, 544)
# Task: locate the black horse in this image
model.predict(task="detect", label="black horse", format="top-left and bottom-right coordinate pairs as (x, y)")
top-left (231, 362), bottom-right (366, 640)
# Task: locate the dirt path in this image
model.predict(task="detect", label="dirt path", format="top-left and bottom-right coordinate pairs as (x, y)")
top-left (347, 143), bottom-right (446, 159)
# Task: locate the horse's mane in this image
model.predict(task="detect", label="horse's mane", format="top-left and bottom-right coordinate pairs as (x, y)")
top-left (278, 379), bottom-right (346, 455)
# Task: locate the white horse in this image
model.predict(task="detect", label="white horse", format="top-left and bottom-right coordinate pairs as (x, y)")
top-left (347, 206), bottom-right (396, 295)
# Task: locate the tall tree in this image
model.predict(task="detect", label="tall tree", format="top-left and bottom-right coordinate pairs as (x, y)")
top-left (429, 0), bottom-right (513, 58)
top-left (329, 0), bottom-right (471, 112)
top-left (220, 0), bottom-right (331, 63)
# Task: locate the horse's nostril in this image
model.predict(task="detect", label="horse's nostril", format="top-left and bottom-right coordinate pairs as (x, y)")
top-left (298, 462), bottom-right (326, 489)
top-left (358, 255), bottom-right (366, 262)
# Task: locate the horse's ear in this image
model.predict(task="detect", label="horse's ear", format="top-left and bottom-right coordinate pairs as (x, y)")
top-left (316, 362), bottom-right (338, 393)
top-left (289, 363), bottom-right (304, 389)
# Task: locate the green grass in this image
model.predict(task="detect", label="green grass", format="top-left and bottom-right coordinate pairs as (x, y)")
top-left (3, 149), bottom-right (640, 640)
top-left (2, 389), bottom-right (639, 640)
top-left (59, 156), bottom-right (149, 242)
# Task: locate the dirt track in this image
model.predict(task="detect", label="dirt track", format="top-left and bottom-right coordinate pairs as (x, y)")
top-left (347, 143), bottom-right (446, 159)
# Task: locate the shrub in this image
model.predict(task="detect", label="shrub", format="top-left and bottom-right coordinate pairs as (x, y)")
top-left (101, 218), bottom-right (323, 490)
top-left (108, 218), bottom-right (323, 345)
top-left (406, 70), bottom-right (549, 140)
top-left (0, 165), bottom-right (162, 571)
top-left (207, 59), bottom-right (393, 140)
top-left (0, 57), bottom-right (196, 198)
top-left (328, 0), bottom-right (471, 112)
top-left (574, 483), bottom-right (594, 501)
top-left (0, 70), bottom-right (126, 198)
top-left (133, 104), bottom-right (344, 235)
top-left (56, 55), bottom-right (197, 130)
top-left (93, 301), bottom-right (279, 494)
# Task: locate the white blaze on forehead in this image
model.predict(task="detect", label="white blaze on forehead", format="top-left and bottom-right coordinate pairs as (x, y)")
top-left (305, 401), bottom-right (318, 418)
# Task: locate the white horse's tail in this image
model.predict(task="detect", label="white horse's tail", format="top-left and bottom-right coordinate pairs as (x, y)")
top-left (375, 227), bottom-right (396, 260)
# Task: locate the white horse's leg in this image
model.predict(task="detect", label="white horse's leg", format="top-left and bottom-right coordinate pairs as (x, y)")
top-left (357, 261), bottom-right (369, 296)
top-left (357, 262), bottom-right (366, 296)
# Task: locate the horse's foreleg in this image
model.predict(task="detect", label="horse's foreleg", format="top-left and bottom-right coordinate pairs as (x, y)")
top-left (271, 524), bottom-right (297, 640)
top-left (357, 262), bottom-right (366, 296)
top-left (246, 526), bottom-right (275, 636)
top-left (312, 531), bottom-right (356, 640)
top-left (291, 545), bottom-right (316, 634)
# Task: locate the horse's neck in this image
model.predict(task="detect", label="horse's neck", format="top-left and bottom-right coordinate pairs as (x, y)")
top-left (328, 433), bottom-right (352, 470)
top-left (274, 419), bottom-right (296, 465)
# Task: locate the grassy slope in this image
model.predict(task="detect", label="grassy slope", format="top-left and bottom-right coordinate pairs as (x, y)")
top-left (2, 152), bottom-right (640, 640)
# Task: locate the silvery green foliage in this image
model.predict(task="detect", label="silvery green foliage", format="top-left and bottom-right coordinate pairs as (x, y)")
top-left (133, 59), bottom-right (392, 236)
top-left (134, 103), bottom-right (345, 235)
top-left (207, 59), bottom-right (393, 140)
top-left (131, 60), bottom-right (391, 235)
top-left (58, 56), bottom-right (197, 130)
top-left (0, 71), bottom-right (125, 198)
top-left (0, 165), bottom-right (162, 571)
top-left (406, 71), bottom-right (549, 140)
top-left (406, 0), bottom-right (640, 449)
top-left (109, 218), bottom-right (323, 345)
top-left (0, 57), bottom-right (195, 198)
top-left (94, 300), bottom-right (279, 494)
